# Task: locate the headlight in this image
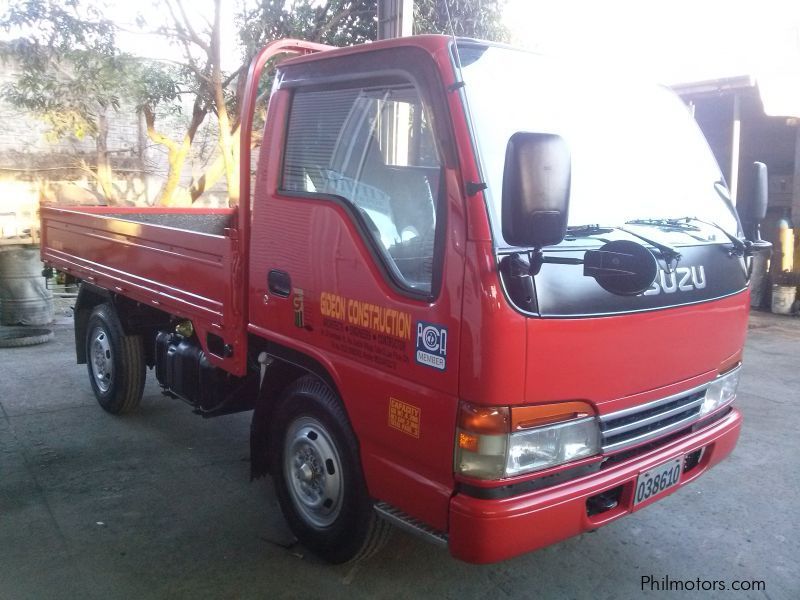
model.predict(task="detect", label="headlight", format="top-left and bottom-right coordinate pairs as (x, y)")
top-left (506, 417), bottom-right (601, 476)
top-left (455, 401), bottom-right (601, 480)
top-left (699, 367), bottom-right (740, 416)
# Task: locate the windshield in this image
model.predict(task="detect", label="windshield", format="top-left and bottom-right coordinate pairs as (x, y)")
top-left (457, 44), bottom-right (741, 248)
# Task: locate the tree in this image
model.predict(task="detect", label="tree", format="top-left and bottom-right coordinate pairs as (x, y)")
top-left (130, 61), bottom-right (192, 206)
top-left (238, 0), bottom-right (376, 58)
top-left (3, 0), bottom-right (509, 208)
top-left (140, 0), bottom-right (252, 206)
top-left (135, 0), bottom-right (220, 206)
top-left (239, 0), bottom-right (509, 51)
top-left (140, 0), bottom-right (378, 207)
top-left (414, 0), bottom-right (509, 41)
top-left (151, 0), bottom-right (508, 206)
top-left (0, 0), bottom-right (126, 202)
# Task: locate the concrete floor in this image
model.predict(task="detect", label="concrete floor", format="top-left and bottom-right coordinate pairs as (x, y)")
top-left (1, 311), bottom-right (798, 599)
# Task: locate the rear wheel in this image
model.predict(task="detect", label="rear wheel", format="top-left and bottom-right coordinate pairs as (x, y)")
top-left (85, 303), bottom-right (145, 414)
top-left (270, 376), bottom-right (391, 563)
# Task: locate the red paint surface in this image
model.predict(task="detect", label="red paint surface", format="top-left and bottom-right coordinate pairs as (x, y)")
top-left (40, 205), bottom-right (245, 375)
top-left (449, 409), bottom-right (742, 563)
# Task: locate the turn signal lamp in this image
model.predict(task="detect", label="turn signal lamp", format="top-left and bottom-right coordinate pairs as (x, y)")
top-left (456, 400), bottom-right (601, 479)
top-left (456, 405), bottom-right (509, 478)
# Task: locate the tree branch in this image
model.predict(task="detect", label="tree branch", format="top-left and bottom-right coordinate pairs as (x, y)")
top-left (142, 105), bottom-right (178, 151)
top-left (222, 63), bottom-right (246, 89)
top-left (314, 7), bottom-right (353, 42)
top-left (163, 0), bottom-right (209, 69)
top-left (175, 0), bottom-right (210, 50)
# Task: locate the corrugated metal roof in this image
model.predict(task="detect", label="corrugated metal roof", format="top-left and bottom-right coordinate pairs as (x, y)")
top-left (673, 73), bottom-right (800, 119)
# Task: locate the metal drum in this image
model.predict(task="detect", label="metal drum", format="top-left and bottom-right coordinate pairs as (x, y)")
top-left (0, 245), bottom-right (54, 326)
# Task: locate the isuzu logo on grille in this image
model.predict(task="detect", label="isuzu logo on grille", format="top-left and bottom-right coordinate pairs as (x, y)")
top-left (643, 266), bottom-right (706, 296)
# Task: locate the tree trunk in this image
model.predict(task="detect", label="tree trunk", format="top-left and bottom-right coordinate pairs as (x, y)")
top-left (159, 139), bottom-right (192, 207)
top-left (190, 127), bottom-right (250, 201)
top-left (211, 0), bottom-right (239, 206)
top-left (216, 103), bottom-right (239, 206)
top-left (143, 105), bottom-right (206, 206)
top-left (95, 109), bottom-right (117, 205)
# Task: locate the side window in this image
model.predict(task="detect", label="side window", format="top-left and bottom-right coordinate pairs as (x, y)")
top-left (282, 83), bottom-right (442, 295)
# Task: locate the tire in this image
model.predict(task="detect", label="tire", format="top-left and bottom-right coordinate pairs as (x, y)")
top-left (269, 376), bottom-right (391, 563)
top-left (85, 303), bottom-right (145, 414)
top-left (0, 327), bottom-right (54, 347)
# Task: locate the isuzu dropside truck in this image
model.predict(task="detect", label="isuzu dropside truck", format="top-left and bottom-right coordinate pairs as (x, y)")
top-left (40, 36), bottom-right (771, 564)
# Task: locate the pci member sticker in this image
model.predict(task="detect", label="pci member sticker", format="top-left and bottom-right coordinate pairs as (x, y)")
top-left (415, 321), bottom-right (447, 371)
top-left (389, 398), bottom-right (421, 438)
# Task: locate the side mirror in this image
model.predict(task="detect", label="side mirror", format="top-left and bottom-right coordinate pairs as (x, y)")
top-left (502, 132), bottom-right (571, 248)
top-left (741, 162), bottom-right (771, 254)
top-left (750, 161), bottom-right (768, 223)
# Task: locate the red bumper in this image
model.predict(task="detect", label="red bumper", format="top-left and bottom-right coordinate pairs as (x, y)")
top-left (448, 408), bottom-right (742, 564)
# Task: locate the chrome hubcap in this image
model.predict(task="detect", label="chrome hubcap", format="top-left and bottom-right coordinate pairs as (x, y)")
top-left (90, 326), bottom-right (113, 392)
top-left (298, 462), bottom-right (314, 482)
top-left (284, 416), bottom-right (344, 529)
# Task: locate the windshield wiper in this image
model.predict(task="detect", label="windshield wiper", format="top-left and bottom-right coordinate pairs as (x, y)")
top-left (626, 217), bottom-right (747, 257)
top-left (567, 223), bottom-right (682, 270)
top-left (624, 218), bottom-right (701, 231)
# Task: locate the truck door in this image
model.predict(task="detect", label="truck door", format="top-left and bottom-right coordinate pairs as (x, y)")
top-left (249, 48), bottom-right (466, 529)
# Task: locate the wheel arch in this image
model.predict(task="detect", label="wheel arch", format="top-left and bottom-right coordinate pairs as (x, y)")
top-left (262, 366), bottom-right (390, 563)
top-left (248, 336), bottom-right (349, 481)
top-left (74, 283), bottom-right (112, 364)
top-left (75, 283), bottom-right (171, 366)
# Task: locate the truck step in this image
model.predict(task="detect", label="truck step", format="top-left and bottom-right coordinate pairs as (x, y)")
top-left (373, 502), bottom-right (448, 547)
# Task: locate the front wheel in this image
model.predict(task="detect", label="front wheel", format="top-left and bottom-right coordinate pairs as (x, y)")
top-left (85, 303), bottom-right (145, 414)
top-left (270, 376), bottom-right (390, 563)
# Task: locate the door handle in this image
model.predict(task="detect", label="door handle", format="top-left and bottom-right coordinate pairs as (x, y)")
top-left (267, 269), bottom-right (291, 297)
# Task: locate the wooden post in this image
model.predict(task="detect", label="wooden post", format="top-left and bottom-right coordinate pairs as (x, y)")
top-left (793, 126), bottom-right (800, 227)
top-left (377, 0), bottom-right (413, 40)
top-left (730, 93), bottom-right (741, 205)
top-left (377, 0), bottom-right (413, 166)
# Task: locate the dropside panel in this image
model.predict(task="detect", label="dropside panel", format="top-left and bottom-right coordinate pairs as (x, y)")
top-left (40, 206), bottom-right (245, 374)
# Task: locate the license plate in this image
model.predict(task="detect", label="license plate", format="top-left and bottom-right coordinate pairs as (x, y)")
top-left (633, 457), bottom-right (682, 506)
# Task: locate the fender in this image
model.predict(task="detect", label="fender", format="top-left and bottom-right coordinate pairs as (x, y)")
top-left (247, 335), bottom-right (345, 481)
top-left (73, 283), bottom-right (112, 364)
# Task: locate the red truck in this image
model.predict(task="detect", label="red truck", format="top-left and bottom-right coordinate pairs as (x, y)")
top-left (41, 36), bottom-right (771, 564)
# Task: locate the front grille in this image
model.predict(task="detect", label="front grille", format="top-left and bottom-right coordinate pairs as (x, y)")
top-left (599, 381), bottom-right (712, 453)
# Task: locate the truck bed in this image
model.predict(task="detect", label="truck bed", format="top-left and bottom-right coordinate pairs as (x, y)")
top-left (98, 209), bottom-right (233, 235)
top-left (40, 205), bottom-right (244, 373)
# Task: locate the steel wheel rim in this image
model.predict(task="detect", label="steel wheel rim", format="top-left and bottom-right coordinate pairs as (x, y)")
top-left (283, 416), bottom-right (344, 529)
top-left (89, 326), bottom-right (113, 392)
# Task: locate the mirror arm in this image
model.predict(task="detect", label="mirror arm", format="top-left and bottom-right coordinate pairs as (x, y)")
top-left (528, 248), bottom-right (583, 275)
top-left (741, 217), bottom-right (772, 257)
top-left (527, 246), bottom-right (655, 281)
top-left (743, 238), bottom-right (772, 256)
top-left (508, 241), bottom-right (659, 297)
